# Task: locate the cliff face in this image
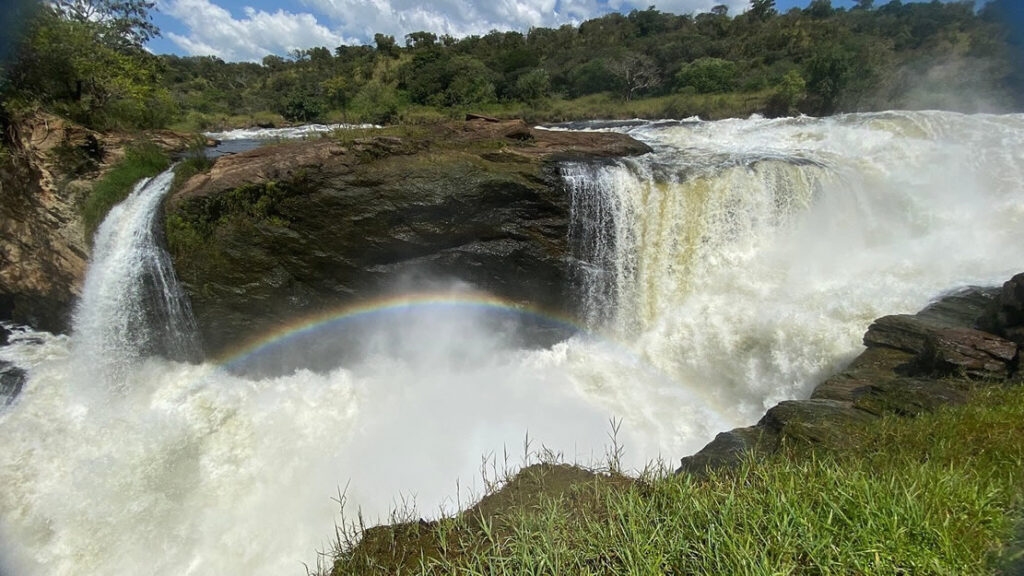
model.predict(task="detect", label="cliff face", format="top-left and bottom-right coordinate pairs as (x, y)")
top-left (0, 113), bottom-right (197, 332)
top-left (165, 120), bottom-right (650, 358)
top-left (0, 114), bottom-right (91, 331)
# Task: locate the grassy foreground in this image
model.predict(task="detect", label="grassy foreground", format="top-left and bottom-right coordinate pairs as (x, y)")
top-left (328, 382), bottom-right (1024, 575)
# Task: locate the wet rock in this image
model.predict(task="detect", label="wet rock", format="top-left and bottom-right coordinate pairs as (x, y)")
top-left (916, 286), bottom-right (1000, 328)
top-left (0, 361), bottom-right (25, 406)
top-left (863, 314), bottom-right (938, 355)
top-left (919, 327), bottom-right (1018, 378)
top-left (675, 426), bottom-right (766, 476)
top-left (852, 377), bottom-right (969, 417)
top-left (812, 347), bottom-right (915, 402)
top-left (166, 119), bottom-right (650, 359)
top-left (864, 314), bottom-right (1017, 378)
top-left (1, 112), bottom-right (200, 333)
top-left (979, 272), bottom-right (1024, 346)
top-left (759, 399), bottom-right (877, 446)
top-left (0, 324), bottom-right (9, 346)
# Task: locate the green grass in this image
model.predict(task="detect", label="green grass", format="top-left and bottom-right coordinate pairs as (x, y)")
top-left (330, 384), bottom-right (1024, 575)
top-left (81, 142), bottom-right (169, 242)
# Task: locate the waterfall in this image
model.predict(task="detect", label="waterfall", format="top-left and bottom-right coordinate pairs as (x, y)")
top-left (1, 111), bottom-right (1024, 576)
top-left (564, 111), bottom-right (1024, 408)
top-left (72, 167), bottom-right (199, 384)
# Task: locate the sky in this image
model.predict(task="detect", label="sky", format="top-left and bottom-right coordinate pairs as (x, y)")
top-left (146, 0), bottom-right (984, 62)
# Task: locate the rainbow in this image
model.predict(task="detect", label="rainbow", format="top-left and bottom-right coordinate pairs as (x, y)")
top-left (218, 290), bottom-right (589, 369)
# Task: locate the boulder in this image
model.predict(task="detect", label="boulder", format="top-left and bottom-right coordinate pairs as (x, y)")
top-left (0, 361), bottom-right (25, 406)
top-left (852, 377), bottom-right (969, 417)
top-left (919, 327), bottom-right (1018, 378)
top-left (979, 272), bottom-right (1024, 346)
top-left (758, 399), bottom-right (877, 447)
top-left (864, 314), bottom-right (1017, 378)
top-left (675, 426), bottom-right (766, 476)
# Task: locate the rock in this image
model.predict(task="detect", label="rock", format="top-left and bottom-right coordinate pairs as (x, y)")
top-left (678, 281), bottom-right (1019, 478)
top-left (979, 272), bottom-right (1024, 346)
top-left (675, 426), bottom-right (767, 476)
top-left (853, 377), bottom-right (969, 417)
top-left (863, 314), bottom-right (939, 355)
top-left (758, 399), bottom-right (877, 446)
top-left (811, 347), bottom-right (915, 402)
top-left (0, 361), bottom-right (25, 406)
top-left (166, 119), bottom-right (651, 360)
top-left (864, 311), bottom-right (1018, 378)
top-left (916, 286), bottom-right (999, 328)
top-left (0, 112), bottom-right (201, 333)
top-left (0, 113), bottom-right (90, 332)
top-left (466, 113), bottom-right (500, 122)
top-left (918, 327), bottom-right (1017, 378)
top-left (0, 324), bottom-right (8, 346)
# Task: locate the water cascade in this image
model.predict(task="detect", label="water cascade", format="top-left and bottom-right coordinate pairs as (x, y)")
top-left (72, 168), bottom-right (199, 383)
top-left (1, 111), bottom-right (1023, 575)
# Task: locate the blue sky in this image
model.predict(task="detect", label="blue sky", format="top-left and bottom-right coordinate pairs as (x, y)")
top-left (146, 0), bottom-right (985, 62)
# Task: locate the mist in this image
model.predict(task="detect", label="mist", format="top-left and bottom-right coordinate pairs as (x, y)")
top-left (2, 110), bottom-right (1024, 575)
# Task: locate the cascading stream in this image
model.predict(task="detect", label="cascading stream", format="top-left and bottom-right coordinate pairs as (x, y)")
top-left (1, 111), bottom-right (1023, 576)
top-left (72, 167), bottom-right (200, 383)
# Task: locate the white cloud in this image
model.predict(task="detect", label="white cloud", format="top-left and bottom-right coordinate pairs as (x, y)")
top-left (160, 0), bottom-right (751, 61)
top-left (300, 0), bottom-right (751, 43)
top-left (163, 0), bottom-right (349, 61)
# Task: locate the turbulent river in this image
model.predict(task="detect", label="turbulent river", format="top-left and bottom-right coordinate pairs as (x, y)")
top-left (2, 111), bottom-right (1024, 575)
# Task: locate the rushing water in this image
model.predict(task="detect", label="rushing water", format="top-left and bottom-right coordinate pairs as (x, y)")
top-left (2, 111), bottom-right (1024, 575)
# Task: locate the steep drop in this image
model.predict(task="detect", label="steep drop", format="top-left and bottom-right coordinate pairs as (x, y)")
top-left (0, 111), bottom-right (1023, 576)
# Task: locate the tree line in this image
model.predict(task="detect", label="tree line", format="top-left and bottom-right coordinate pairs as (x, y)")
top-left (2, 0), bottom-right (1022, 131)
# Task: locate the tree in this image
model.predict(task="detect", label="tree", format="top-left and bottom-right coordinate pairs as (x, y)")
top-left (514, 68), bottom-right (550, 103)
top-left (749, 0), bottom-right (777, 22)
top-left (806, 0), bottom-right (835, 19)
top-left (405, 31), bottom-right (437, 49)
top-left (373, 33), bottom-right (398, 58)
top-left (676, 58), bottom-right (737, 93)
top-left (610, 53), bottom-right (661, 101)
top-left (854, 0), bottom-right (874, 9)
top-left (3, 1), bottom-right (171, 128)
top-left (765, 69), bottom-right (806, 116)
top-left (53, 0), bottom-right (159, 49)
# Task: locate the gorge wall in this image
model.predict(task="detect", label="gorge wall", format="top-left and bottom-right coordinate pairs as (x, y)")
top-left (164, 120), bottom-right (650, 359)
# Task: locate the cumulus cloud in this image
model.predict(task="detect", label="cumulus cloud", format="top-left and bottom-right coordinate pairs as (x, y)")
top-left (161, 0), bottom-right (750, 61)
top-left (302, 0), bottom-right (750, 41)
top-left (163, 0), bottom-right (349, 61)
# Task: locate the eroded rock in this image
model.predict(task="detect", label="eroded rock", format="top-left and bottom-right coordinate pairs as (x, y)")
top-left (166, 120), bottom-right (651, 360)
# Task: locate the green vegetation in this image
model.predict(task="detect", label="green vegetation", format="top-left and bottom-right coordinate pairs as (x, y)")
top-left (4, 0), bottom-right (1022, 134)
top-left (170, 135), bottom-right (213, 192)
top-left (2, 0), bottom-right (172, 130)
top-left (154, 0), bottom-right (1022, 128)
top-left (329, 382), bottom-right (1024, 575)
top-left (81, 142), bottom-right (168, 240)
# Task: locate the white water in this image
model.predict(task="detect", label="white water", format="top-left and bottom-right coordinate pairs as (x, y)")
top-left (2, 111), bottom-right (1024, 575)
top-left (205, 123), bottom-right (380, 141)
top-left (72, 169), bottom-right (199, 384)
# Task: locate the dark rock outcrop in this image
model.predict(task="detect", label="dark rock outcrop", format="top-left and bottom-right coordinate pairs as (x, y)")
top-left (165, 120), bottom-right (651, 360)
top-left (677, 284), bottom-right (1020, 476)
top-left (979, 272), bottom-right (1024, 347)
top-left (0, 361), bottom-right (25, 406)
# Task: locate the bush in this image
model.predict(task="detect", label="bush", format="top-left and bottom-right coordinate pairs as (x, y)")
top-left (81, 142), bottom-right (169, 242)
top-left (676, 58), bottom-right (739, 94)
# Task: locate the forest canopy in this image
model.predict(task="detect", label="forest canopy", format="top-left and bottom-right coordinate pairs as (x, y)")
top-left (2, 0), bottom-right (1021, 131)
